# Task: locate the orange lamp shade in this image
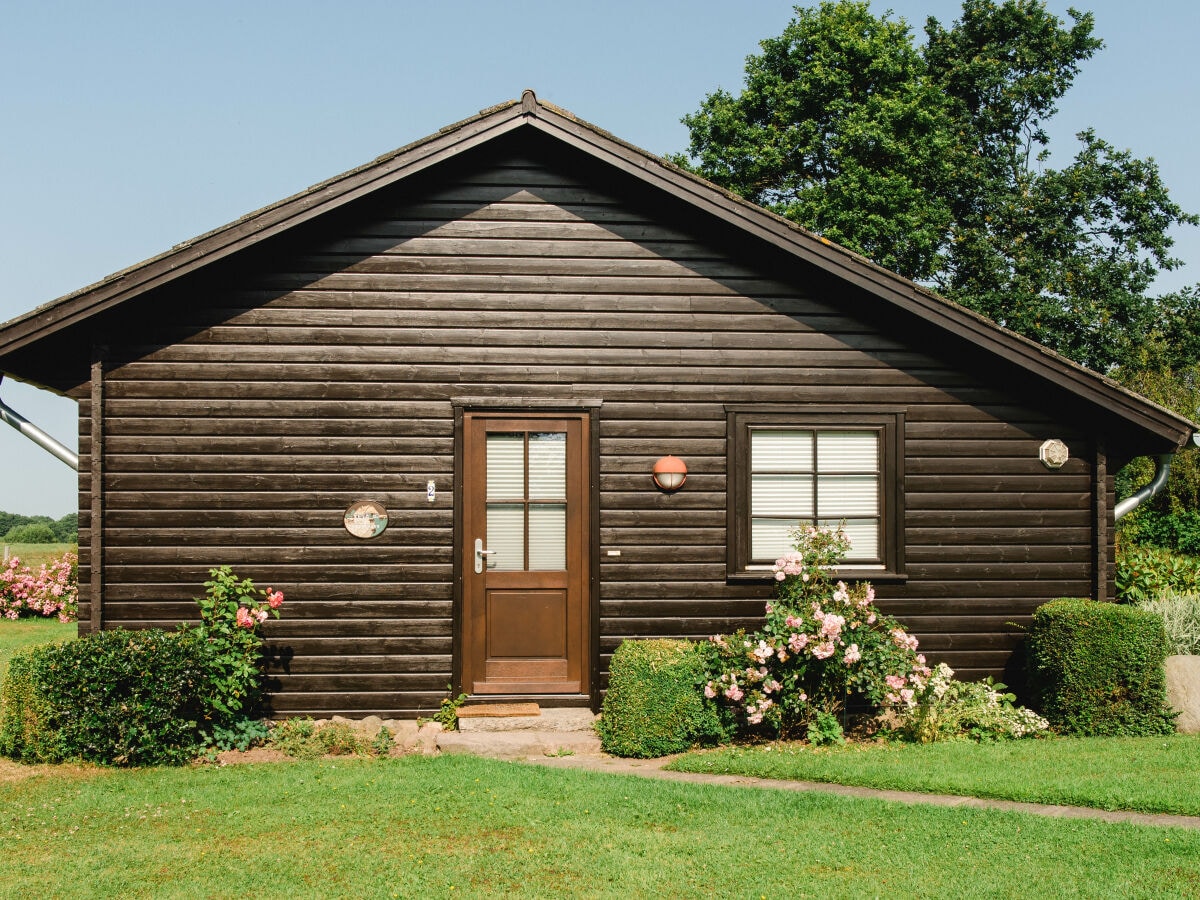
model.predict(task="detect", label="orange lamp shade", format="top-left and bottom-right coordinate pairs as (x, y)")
top-left (652, 455), bottom-right (687, 491)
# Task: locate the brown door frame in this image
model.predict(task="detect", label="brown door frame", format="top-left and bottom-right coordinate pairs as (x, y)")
top-left (451, 401), bottom-right (600, 708)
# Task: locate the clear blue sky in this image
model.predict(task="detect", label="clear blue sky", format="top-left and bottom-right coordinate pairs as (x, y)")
top-left (2, 0), bottom-right (1197, 518)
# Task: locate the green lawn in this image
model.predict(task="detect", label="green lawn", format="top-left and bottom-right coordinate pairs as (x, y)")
top-left (0, 754), bottom-right (1197, 899)
top-left (669, 735), bottom-right (1200, 816)
top-left (2, 542), bottom-right (75, 569)
top-left (0, 617), bottom-right (76, 683)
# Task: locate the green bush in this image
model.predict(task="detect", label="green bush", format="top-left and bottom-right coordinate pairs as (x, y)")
top-left (3, 523), bottom-right (57, 544)
top-left (597, 639), bottom-right (731, 758)
top-left (0, 628), bottom-right (211, 765)
top-left (1027, 598), bottom-right (1175, 737)
top-left (1115, 544), bottom-right (1200, 603)
top-left (1136, 592), bottom-right (1200, 656)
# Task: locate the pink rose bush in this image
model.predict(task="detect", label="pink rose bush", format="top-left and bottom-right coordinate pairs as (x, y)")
top-left (187, 565), bottom-right (284, 721)
top-left (703, 525), bottom-right (926, 738)
top-left (0, 551), bottom-right (78, 621)
top-left (702, 525), bottom-right (1048, 742)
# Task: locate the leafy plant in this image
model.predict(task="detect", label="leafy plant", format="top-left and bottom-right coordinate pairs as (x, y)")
top-left (205, 717), bottom-right (271, 753)
top-left (432, 687), bottom-right (469, 730)
top-left (184, 566), bottom-right (284, 725)
top-left (0, 550), bottom-right (78, 621)
top-left (1028, 598), bottom-right (1175, 736)
top-left (2, 523), bottom-right (56, 544)
top-left (675, 0), bottom-right (1198, 375)
top-left (597, 639), bottom-right (731, 758)
top-left (704, 525), bottom-right (927, 737)
top-left (1115, 545), bottom-right (1200, 604)
top-left (1135, 592), bottom-right (1200, 656)
top-left (371, 725), bottom-right (394, 756)
top-left (266, 718), bottom-right (383, 759)
top-left (900, 663), bottom-right (1048, 743)
top-left (0, 628), bottom-right (211, 765)
top-left (805, 711), bottom-right (845, 746)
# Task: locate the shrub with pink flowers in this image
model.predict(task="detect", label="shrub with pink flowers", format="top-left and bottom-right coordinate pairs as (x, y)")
top-left (0, 551), bottom-right (78, 621)
top-left (185, 565), bottom-right (284, 725)
top-left (702, 525), bottom-right (929, 738)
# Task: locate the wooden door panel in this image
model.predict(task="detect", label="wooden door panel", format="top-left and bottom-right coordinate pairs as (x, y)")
top-left (486, 590), bottom-right (568, 660)
top-left (461, 412), bottom-right (589, 696)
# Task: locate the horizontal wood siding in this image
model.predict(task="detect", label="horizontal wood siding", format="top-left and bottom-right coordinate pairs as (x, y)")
top-left (96, 141), bottom-right (1097, 714)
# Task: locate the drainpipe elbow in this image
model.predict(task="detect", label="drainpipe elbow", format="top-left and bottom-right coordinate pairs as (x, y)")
top-left (1114, 453), bottom-right (1173, 521)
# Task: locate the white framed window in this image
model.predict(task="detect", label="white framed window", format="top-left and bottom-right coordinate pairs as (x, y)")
top-left (727, 408), bottom-right (905, 580)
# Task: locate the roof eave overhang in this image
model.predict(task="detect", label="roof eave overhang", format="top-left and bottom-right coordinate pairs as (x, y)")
top-left (0, 92), bottom-right (1192, 449)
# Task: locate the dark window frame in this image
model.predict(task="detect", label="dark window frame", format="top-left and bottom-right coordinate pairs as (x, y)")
top-left (726, 406), bottom-right (906, 583)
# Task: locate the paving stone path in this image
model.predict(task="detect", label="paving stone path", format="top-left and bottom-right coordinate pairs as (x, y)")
top-left (529, 752), bottom-right (1200, 831)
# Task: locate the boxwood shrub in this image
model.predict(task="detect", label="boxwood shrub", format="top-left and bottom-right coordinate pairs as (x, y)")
top-left (597, 639), bottom-right (731, 758)
top-left (1027, 598), bottom-right (1176, 736)
top-left (0, 628), bottom-right (211, 766)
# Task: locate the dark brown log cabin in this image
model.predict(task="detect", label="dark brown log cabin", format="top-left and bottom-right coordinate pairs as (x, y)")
top-left (0, 92), bottom-right (1192, 717)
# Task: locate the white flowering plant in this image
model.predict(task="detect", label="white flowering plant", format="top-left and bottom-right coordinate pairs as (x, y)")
top-left (702, 525), bottom-right (929, 738)
top-left (901, 662), bottom-right (1049, 742)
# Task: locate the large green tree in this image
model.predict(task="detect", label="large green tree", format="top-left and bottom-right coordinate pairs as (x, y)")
top-left (675, 0), bottom-right (1198, 374)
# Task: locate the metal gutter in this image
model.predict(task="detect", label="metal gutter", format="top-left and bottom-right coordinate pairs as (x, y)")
top-left (0, 376), bottom-right (78, 471)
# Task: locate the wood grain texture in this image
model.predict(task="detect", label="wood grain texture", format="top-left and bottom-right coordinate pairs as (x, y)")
top-left (89, 138), bottom-right (1105, 715)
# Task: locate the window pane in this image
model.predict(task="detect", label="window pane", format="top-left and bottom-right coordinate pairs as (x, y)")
top-left (485, 503), bottom-right (524, 570)
top-left (752, 430), bottom-right (813, 472)
top-left (528, 432), bottom-right (566, 499)
top-left (751, 474), bottom-right (814, 516)
top-left (528, 503), bottom-right (566, 570)
top-left (817, 475), bottom-right (878, 516)
top-left (487, 434), bottom-right (525, 500)
top-left (817, 431), bottom-right (877, 472)
top-left (819, 518), bottom-right (878, 561)
top-left (751, 517), bottom-right (800, 561)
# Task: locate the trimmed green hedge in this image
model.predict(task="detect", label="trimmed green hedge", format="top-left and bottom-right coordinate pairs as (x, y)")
top-left (1027, 598), bottom-right (1175, 737)
top-left (0, 628), bottom-right (211, 765)
top-left (597, 639), bottom-right (730, 758)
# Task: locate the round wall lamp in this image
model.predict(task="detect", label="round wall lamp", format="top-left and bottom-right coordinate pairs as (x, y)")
top-left (652, 455), bottom-right (688, 491)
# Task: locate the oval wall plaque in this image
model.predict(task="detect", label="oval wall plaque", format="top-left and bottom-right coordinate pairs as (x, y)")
top-left (344, 500), bottom-right (389, 539)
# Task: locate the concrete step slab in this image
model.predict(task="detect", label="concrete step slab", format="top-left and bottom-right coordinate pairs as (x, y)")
top-left (457, 708), bottom-right (597, 733)
top-left (437, 729), bottom-right (602, 760)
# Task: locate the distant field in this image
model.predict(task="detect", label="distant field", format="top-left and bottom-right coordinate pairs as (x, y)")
top-left (0, 617), bottom-right (76, 683)
top-left (1, 543), bottom-right (76, 569)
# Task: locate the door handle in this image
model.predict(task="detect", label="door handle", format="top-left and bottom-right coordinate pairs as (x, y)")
top-left (474, 538), bottom-right (494, 574)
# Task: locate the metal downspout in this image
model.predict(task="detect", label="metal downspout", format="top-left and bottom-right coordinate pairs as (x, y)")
top-left (1114, 453), bottom-right (1173, 521)
top-left (0, 376), bottom-right (79, 471)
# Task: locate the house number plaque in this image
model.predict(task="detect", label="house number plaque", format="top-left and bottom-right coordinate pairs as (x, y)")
top-left (344, 500), bottom-right (389, 538)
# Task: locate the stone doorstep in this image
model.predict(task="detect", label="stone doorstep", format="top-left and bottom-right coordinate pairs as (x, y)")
top-left (437, 729), bottom-right (602, 760)
top-left (457, 708), bottom-right (598, 733)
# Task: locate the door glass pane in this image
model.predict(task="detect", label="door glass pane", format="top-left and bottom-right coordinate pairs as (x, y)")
top-left (751, 517), bottom-right (799, 561)
top-left (486, 503), bottom-right (524, 570)
top-left (528, 432), bottom-right (566, 498)
top-left (528, 503), bottom-right (567, 570)
top-left (752, 430), bottom-right (813, 472)
top-left (487, 434), bottom-right (525, 500)
top-left (751, 474), bottom-right (814, 516)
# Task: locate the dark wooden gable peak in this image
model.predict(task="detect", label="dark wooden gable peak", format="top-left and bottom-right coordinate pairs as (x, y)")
top-left (0, 89), bottom-right (1192, 449)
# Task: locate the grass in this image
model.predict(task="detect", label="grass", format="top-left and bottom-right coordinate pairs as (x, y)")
top-left (669, 734), bottom-right (1200, 816)
top-left (1, 542), bottom-right (75, 569)
top-left (0, 754), bottom-right (1198, 898)
top-left (0, 617), bottom-right (76, 683)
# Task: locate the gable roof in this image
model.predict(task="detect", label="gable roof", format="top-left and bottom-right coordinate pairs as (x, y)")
top-left (0, 90), bottom-right (1192, 449)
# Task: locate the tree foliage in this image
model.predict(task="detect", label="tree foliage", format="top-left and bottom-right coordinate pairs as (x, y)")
top-left (676, 0), bottom-right (1198, 374)
top-left (0, 511), bottom-right (77, 544)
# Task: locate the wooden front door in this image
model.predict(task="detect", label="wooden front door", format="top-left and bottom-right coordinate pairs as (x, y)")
top-left (461, 413), bottom-right (590, 695)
